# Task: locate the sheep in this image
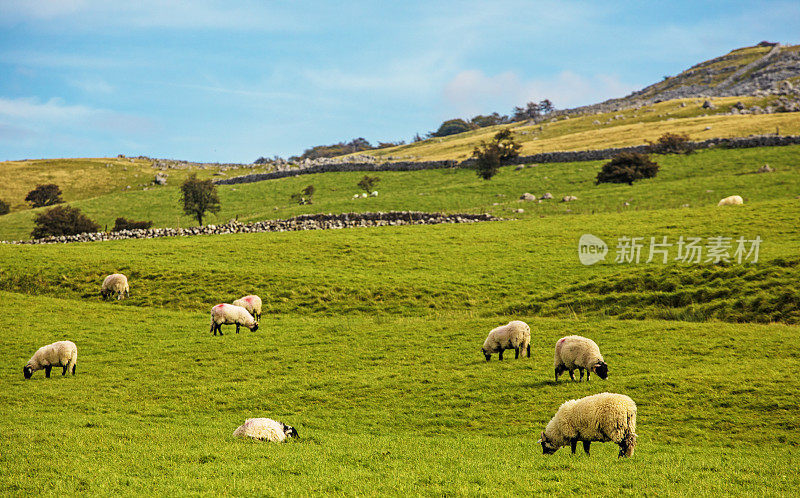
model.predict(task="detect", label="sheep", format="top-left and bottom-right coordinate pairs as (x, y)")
top-left (538, 392), bottom-right (637, 458)
top-left (233, 418), bottom-right (299, 442)
top-left (232, 295), bottom-right (262, 322)
top-left (23, 340), bottom-right (77, 379)
top-left (554, 335), bottom-right (608, 382)
top-left (717, 195), bottom-right (743, 206)
top-left (101, 273), bottom-right (129, 300)
top-left (209, 303), bottom-right (258, 335)
top-left (481, 320), bottom-right (531, 361)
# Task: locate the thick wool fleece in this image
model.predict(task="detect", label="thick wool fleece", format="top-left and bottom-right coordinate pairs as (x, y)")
top-left (27, 340), bottom-right (77, 373)
top-left (233, 418), bottom-right (290, 442)
top-left (101, 273), bottom-right (129, 300)
top-left (232, 295), bottom-right (262, 321)
top-left (544, 392), bottom-right (637, 455)
top-left (482, 320), bottom-right (531, 356)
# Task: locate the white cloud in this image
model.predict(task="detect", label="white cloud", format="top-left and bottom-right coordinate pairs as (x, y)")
top-left (69, 78), bottom-right (114, 94)
top-left (0, 96), bottom-right (153, 135)
top-left (443, 69), bottom-right (637, 117)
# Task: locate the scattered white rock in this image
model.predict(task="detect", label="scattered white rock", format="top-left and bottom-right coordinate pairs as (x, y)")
top-left (562, 195), bottom-right (578, 202)
top-left (520, 193), bottom-right (537, 201)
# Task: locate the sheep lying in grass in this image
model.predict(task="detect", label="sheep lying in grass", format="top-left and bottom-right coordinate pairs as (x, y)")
top-left (232, 295), bottom-right (262, 322)
top-left (233, 418), bottom-right (298, 442)
top-left (717, 195), bottom-right (743, 206)
top-left (554, 335), bottom-right (608, 381)
top-left (481, 320), bottom-right (531, 361)
top-left (538, 392), bottom-right (637, 458)
top-left (101, 273), bottom-right (129, 300)
top-left (210, 304), bottom-right (258, 335)
top-left (23, 340), bottom-right (77, 379)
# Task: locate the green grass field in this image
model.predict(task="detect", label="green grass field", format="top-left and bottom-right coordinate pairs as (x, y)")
top-left (1, 143), bottom-right (799, 494)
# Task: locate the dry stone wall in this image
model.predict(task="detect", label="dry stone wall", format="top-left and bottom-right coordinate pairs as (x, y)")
top-left (4, 212), bottom-right (500, 245)
top-left (217, 135), bottom-right (800, 185)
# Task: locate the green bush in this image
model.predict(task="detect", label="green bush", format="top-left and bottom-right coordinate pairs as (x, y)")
top-left (648, 132), bottom-right (695, 154)
top-left (25, 184), bottom-right (63, 208)
top-left (596, 152), bottom-right (659, 185)
top-left (31, 205), bottom-right (100, 239)
top-left (472, 129), bottom-right (522, 180)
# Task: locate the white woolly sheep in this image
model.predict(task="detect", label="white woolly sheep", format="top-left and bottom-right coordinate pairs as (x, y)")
top-left (232, 295), bottom-right (262, 322)
top-left (554, 335), bottom-right (608, 382)
top-left (209, 303), bottom-right (258, 335)
top-left (233, 418), bottom-right (299, 442)
top-left (717, 195), bottom-right (743, 206)
top-left (23, 340), bottom-right (77, 379)
top-left (481, 320), bottom-right (531, 361)
top-left (101, 273), bottom-right (129, 300)
top-left (538, 392), bottom-right (637, 458)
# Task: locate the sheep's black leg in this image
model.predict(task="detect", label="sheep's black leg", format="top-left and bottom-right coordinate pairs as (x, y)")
top-left (45, 366), bottom-right (51, 378)
top-left (568, 369), bottom-right (575, 381)
top-left (62, 366), bottom-right (67, 375)
top-left (587, 370), bottom-right (591, 381)
top-left (498, 350), bottom-right (504, 361)
top-left (72, 364), bottom-right (76, 375)
top-left (618, 442), bottom-right (627, 458)
top-left (236, 324), bottom-right (240, 334)
top-left (578, 368), bottom-right (584, 381)
top-left (514, 347), bottom-right (520, 359)
top-left (570, 439), bottom-right (577, 454)
top-left (527, 344), bottom-right (530, 358)
top-left (583, 441), bottom-right (591, 455)
top-left (555, 367), bottom-right (560, 381)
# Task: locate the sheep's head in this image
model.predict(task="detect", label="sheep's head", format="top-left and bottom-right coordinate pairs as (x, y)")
top-left (593, 361), bottom-right (609, 379)
top-left (250, 323), bottom-right (259, 332)
top-left (538, 431), bottom-right (558, 454)
top-left (481, 348), bottom-right (491, 361)
top-left (282, 423), bottom-right (299, 439)
top-left (23, 365), bottom-right (33, 379)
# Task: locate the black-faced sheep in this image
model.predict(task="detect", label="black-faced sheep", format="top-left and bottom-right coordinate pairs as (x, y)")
top-left (233, 418), bottom-right (299, 442)
top-left (23, 340), bottom-right (77, 379)
top-left (232, 295), bottom-right (262, 322)
top-left (101, 273), bottom-right (129, 300)
top-left (538, 392), bottom-right (637, 458)
top-left (554, 335), bottom-right (608, 381)
top-left (210, 304), bottom-right (258, 335)
top-left (481, 320), bottom-right (531, 361)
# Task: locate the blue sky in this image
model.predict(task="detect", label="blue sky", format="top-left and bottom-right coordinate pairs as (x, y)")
top-left (0, 1), bottom-right (798, 163)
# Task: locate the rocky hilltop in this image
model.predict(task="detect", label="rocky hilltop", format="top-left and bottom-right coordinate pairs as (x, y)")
top-left (566, 42), bottom-right (800, 115)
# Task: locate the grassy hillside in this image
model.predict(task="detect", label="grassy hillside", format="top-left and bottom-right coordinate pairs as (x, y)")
top-left (1, 144), bottom-right (799, 241)
top-left (358, 97), bottom-right (800, 162)
top-left (2, 135), bottom-right (799, 493)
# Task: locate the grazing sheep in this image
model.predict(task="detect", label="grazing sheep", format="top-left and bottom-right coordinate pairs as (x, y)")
top-left (717, 195), bottom-right (743, 206)
top-left (554, 335), bottom-right (608, 382)
top-left (23, 340), bottom-right (77, 379)
top-left (538, 392), bottom-right (637, 458)
top-left (232, 295), bottom-right (262, 322)
top-left (481, 320), bottom-right (531, 361)
top-left (209, 304), bottom-right (258, 335)
top-left (101, 273), bottom-right (129, 300)
top-left (233, 418), bottom-right (299, 442)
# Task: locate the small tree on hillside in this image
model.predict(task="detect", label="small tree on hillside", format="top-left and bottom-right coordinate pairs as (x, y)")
top-left (472, 129), bottom-right (523, 180)
top-left (357, 175), bottom-right (380, 194)
top-left (31, 205), bottom-right (100, 239)
top-left (25, 184), bottom-right (63, 208)
top-left (180, 174), bottom-right (220, 226)
top-left (647, 132), bottom-right (695, 155)
top-left (290, 185), bottom-right (315, 205)
top-left (113, 217), bottom-right (153, 231)
top-left (0, 199), bottom-right (9, 216)
top-left (596, 152), bottom-right (659, 186)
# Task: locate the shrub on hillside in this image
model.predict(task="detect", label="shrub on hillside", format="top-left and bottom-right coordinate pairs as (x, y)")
top-left (290, 185), bottom-right (315, 205)
top-left (357, 175), bottom-right (380, 194)
top-left (31, 205), bottom-right (100, 239)
top-left (25, 184), bottom-right (63, 208)
top-left (430, 119), bottom-right (473, 137)
top-left (180, 174), bottom-right (220, 226)
top-left (648, 132), bottom-right (695, 155)
top-left (0, 199), bottom-right (9, 216)
top-left (113, 217), bottom-right (153, 231)
top-left (596, 152), bottom-right (659, 185)
top-left (472, 129), bottom-right (522, 180)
